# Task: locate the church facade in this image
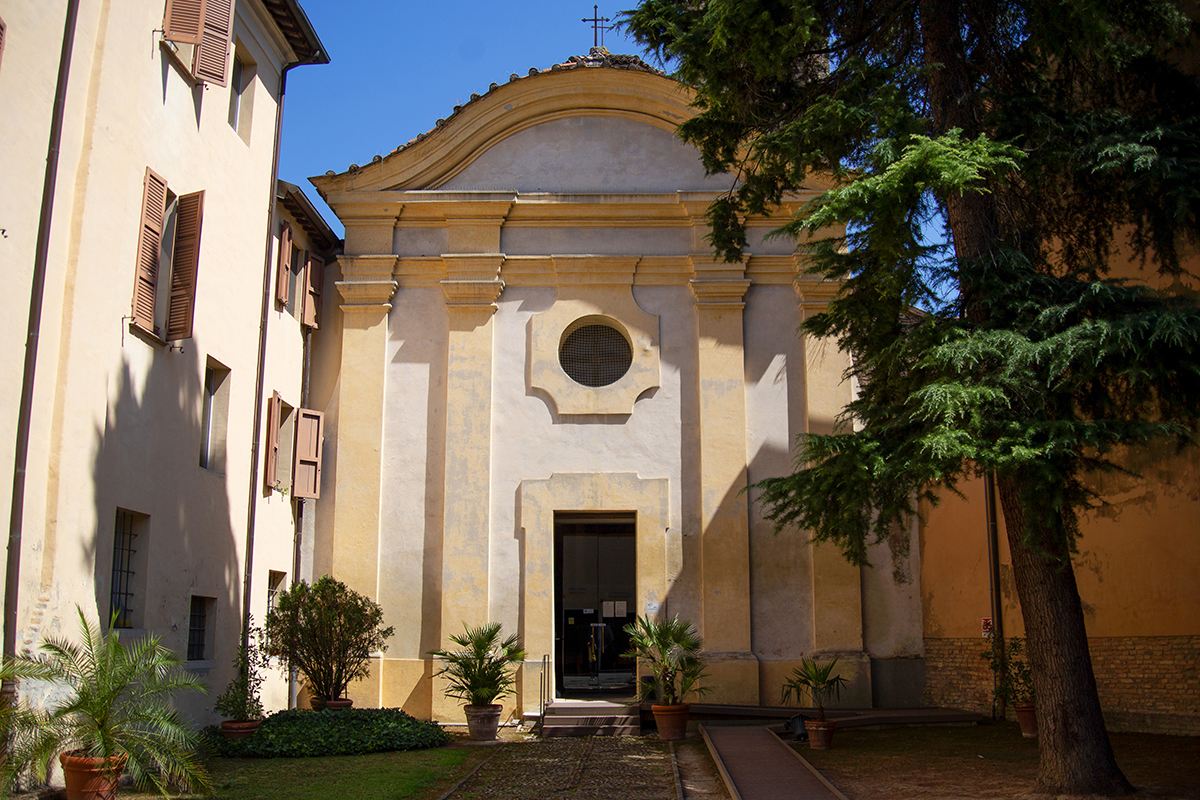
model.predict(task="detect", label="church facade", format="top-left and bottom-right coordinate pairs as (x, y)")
top-left (309, 51), bottom-right (925, 720)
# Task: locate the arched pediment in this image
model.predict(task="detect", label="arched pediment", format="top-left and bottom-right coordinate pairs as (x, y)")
top-left (311, 66), bottom-right (708, 195)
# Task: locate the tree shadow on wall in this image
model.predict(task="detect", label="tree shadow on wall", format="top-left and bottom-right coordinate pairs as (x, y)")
top-left (88, 338), bottom-right (240, 722)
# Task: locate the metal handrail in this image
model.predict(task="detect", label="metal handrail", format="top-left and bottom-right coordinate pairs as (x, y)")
top-left (540, 653), bottom-right (550, 718)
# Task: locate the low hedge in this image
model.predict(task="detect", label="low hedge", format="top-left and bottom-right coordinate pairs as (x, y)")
top-left (207, 708), bottom-right (450, 758)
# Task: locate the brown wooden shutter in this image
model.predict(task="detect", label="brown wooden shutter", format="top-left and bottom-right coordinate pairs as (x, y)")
top-left (0, 16), bottom-right (8, 75)
top-left (165, 190), bottom-right (204, 341)
top-left (132, 168), bottom-right (168, 333)
top-left (275, 222), bottom-right (292, 307)
top-left (264, 391), bottom-right (281, 490)
top-left (191, 0), bottom-right (233, 86)
top-left (302, 253), bottom-right (325, 329)
top-left (163, 0), bottom-right (206, 45)
top-left (292, 408), bottom-right (324, 499)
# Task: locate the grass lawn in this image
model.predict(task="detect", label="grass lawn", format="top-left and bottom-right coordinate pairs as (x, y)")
top-left (793, 721), bottom-right (1200, 799)
top-left (114, 746), bottom-right (491, 800)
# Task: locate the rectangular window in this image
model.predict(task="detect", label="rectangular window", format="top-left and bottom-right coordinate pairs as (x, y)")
top-left (109, 510), bottom-right (138, 628)
top-left (187, 596), bottom-right (214, 661)
top-left (132, 167), bottom-right (203, 342)
top-left (226, 46), bottom-right (254, 143)
top-left (199, 360), bottom-right (230, 473)
top-left (266, 571), bottom-right (286, 616)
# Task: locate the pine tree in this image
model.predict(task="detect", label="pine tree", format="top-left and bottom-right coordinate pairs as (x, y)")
top-left (624, 0), bottom-right (1200, 794)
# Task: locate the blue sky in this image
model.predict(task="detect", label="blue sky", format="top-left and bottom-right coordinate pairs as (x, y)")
top-left (277, 1), bottom-right (651, 236)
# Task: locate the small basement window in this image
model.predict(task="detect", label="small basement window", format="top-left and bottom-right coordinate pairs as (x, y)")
top-left (559, 318), bottom-right (633, 388)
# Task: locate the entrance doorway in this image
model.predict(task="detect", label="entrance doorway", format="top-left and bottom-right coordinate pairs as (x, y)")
top-left (554, 512), bottom-right (637, 697)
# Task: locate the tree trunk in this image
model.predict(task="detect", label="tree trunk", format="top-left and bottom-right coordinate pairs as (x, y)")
top-left (996, 476), bottom-right (1134, 796)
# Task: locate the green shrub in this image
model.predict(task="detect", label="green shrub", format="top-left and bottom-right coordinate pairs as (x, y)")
top-left (205, 708), bottom-right (449, 758)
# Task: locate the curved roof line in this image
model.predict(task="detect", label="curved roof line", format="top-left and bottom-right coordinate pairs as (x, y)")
top-left (311, 57), bottom-right (695, 196)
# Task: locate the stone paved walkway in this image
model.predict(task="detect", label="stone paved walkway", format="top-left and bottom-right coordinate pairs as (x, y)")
top-left (445, 736), bottom-right (678, 799)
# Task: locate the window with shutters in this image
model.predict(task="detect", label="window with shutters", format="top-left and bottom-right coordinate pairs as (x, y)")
top-left (275, 223), bottom-right (306, 316)
top-left (199, 360), bottom-right (230, 474)
top-left (264, 392), bottom-right (298, 494)
top-left (162, 0), bottom-right (234, 87)
top-left (131, 167), bottom-right (203, 342)
top-left (301, 253), bottom-right (324, 329)
top-left (264, 393), bottom-right (324, 499)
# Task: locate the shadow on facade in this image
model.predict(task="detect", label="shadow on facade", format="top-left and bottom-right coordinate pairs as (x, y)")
top-left (89, 339), bottom-right (239, 722)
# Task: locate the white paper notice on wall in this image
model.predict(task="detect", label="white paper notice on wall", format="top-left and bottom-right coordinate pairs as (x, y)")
top-left (645, 601), bottom-right (660, 615)
top-left (602, 601), bottom-right (615, 618)
top-left (615, 601), bottom-right (627, 617)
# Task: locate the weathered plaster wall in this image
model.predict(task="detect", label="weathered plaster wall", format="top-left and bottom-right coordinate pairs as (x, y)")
top-left (1, 0), bottom-right (312, 727)
top-left (441, 117), bottom-right (730, 193)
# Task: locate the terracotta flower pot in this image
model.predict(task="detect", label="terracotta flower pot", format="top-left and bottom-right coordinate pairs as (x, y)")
top-left (652, 703), bottom-right (691, 741)
top-left (464, 704), bottom-right (503, 740)
top-left (59, 751), bottom-right (126, 800)
top-left (1013, 701), bottom-right (1037, 738)
top-left (323, 698), bottom-right (354, 710)
top-left (805, 719), bottom-right (837, 750)
top-left (221, 719), bottom-right (263, 739)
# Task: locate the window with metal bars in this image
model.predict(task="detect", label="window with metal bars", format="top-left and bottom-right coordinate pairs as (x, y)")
top-left (559, 321), bottom-right (633, 388)
top-left (109, 510), bottom-right (138, 628)
top-left (266, 571), bottom-right (286, 616)
top-left (187, 596), bottom-right (210, 661)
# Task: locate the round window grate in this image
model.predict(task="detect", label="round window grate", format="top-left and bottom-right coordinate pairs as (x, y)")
top-left (559, 323), bottom-right (633, 387)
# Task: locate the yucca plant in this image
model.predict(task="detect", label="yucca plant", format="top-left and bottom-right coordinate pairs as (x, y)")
top-left (428, 623), bottom-right (526, 707)
top-left (622, 615), bottom-right (708, 706)
top-left (0, 607), bottom-right (212, 796)
top-left (781, 657), bottom-right (848, 721)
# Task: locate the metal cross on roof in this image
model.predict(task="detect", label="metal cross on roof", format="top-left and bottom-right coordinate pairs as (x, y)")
top-left (582, 5), bottom-right (616, 49)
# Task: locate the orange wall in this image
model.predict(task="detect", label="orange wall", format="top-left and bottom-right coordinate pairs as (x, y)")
top-left (921, 445), bottom-right (1200, 640)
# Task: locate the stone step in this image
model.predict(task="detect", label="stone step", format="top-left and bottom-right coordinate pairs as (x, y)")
top-left (543, 714), bottom-right (640, 727)
top-left (542, 724), bottom-right (642, 737)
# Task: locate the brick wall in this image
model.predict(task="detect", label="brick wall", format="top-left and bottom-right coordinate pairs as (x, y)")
top-left (923, 636), bottom-right (1200, 735)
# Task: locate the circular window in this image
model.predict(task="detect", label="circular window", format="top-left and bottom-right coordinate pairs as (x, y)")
top-left (559, 320), bottom-right (633, 387)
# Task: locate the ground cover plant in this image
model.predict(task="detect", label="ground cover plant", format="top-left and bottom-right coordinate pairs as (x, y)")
top-left (206, 708), bottom-right (449, 759)
top-left (794, 723), bottom-right (1200, 798)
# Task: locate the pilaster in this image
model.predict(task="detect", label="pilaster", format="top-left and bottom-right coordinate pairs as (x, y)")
top-left (435, 254), bottom-right (504, 719)
top-left (330, 261), bottom-right (398, 602)
top-left (797, 279), bottom-right (866, 656)
top-left (689, 258), bottom-right (758, 705)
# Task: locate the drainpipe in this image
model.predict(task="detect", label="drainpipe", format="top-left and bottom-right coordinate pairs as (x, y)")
top-left (241, 50), bottom-right (324, 655)
top-left (983, 471), bottom-right (1004, 718)
top-left (4, 0), bottom-right (81, 703)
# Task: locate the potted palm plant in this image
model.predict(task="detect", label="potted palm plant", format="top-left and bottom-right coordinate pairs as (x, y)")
top-left (429, 623), bottom-right (526, 741)
top-left (214, 623), bottom-right (267, 739)
top-left (0, 607), bottom-right (212, 799)
top-left (265, 576), bottom-right (394, 709)
top-left (622, 614), bottom-right (709, 740)
top-left (781, 657), bottom-right (848, 749)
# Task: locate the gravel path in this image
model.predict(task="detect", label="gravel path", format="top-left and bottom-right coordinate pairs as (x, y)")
top-left (445, 735), bottom-right (679, 800)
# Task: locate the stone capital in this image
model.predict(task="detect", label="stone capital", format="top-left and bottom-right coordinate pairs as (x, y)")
top-left (796, 277), bottom-right (841, 316)
top-left (690, 278), bottom-right (752, 309)
top-left (441, 253), bottom-right (505, 307)
top-left (336, 279), bottom-right (398, 312)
